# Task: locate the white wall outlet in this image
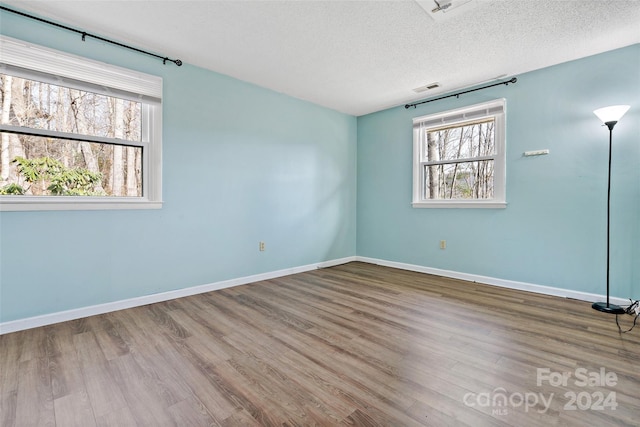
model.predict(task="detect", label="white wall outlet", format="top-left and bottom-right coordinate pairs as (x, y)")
top-left (440, 240), bottom-right (446, 250)
top-left (259, 241), bottom-right (265, 251)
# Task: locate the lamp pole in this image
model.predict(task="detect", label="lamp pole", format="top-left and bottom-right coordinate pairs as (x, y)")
top-left (591, 105), bottom-right (630, 314)
top-left (604, 122), bottom-right (616, 310)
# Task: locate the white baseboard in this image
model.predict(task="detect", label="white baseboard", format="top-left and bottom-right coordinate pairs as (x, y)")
top-left (2, 255), bottom-right (630, 335)
top-left (0, 256), bottom-right (357, 335)
top-left (355, 256), bottom-right (631, 306)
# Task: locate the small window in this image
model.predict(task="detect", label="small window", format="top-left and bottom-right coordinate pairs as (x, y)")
top-left (412, 99), bottom-right (506, 208)
top-left (0, 36), bottom-right (162, 211)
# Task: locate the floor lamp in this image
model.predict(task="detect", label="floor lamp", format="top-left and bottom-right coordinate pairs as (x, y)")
top-left (591, 105), bottom-right (630, 314)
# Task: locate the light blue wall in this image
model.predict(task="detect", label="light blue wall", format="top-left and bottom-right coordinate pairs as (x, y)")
top-left (0, 10), bottom-right (357, 323)
top-left (357, 44), bottom-right (639, 300)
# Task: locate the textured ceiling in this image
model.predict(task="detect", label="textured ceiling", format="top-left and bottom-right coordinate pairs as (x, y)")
top-left (3, 0), bottom-right (640, 116)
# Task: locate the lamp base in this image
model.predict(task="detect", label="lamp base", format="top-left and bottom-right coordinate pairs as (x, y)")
top-left (591, 302), bottom-right (625, 314)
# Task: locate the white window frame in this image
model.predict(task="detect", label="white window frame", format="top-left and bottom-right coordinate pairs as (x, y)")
top-left (0, 35), bottom-right (162, 211)
top-left (412, 98), bottom-right (506, 209)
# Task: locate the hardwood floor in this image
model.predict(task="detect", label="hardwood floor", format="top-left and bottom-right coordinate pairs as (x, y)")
top-left (1, 262), bottom-right (639, 426)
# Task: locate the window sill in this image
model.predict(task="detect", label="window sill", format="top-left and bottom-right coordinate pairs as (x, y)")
top-left (0, 197), bottom-right (163, 212)
top-left (412, 201), bottom-right (507, 209)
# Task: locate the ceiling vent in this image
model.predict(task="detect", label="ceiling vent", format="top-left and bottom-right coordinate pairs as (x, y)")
top-left (415, 0), bottom-right (480, 22)
top-left (413, 82), bottom-right (441, 93)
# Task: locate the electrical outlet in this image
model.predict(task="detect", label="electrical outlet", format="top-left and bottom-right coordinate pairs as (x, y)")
top-left (440, 240), bottom-right (446, 250)
top-left (259, 241), bottom-right (265, 251)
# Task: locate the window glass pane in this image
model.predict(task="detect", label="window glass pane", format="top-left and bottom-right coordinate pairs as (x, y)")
top-left (0, 132), bottom-right (142, 197)
top-left (0, 74), bottom-right (141, 141)
top-left (423, 160), bottom-right (494, 199)
top-left (423, 119), bottom-right (494, 162)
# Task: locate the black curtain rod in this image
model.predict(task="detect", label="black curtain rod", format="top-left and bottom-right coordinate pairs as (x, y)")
top-left (0, 5), bottom-right (182, 67)
top-left (405, 77), bottom-right (517, 109)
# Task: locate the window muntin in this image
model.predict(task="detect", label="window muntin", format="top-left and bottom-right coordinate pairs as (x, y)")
top-left (0, 35), bottom-right (162, 211)
top-left (412, 99), bottom-right (506, 208)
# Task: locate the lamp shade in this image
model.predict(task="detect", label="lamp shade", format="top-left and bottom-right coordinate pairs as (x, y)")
top-left (593, 105), bottom-right (630, 124)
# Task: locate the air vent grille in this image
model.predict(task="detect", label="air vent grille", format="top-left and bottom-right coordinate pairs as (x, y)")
top-left (413, 82), bottom-right (441, 93)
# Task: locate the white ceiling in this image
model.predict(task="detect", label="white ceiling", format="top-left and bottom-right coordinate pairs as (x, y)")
top-left (3, 0), bottom-right (640, 116)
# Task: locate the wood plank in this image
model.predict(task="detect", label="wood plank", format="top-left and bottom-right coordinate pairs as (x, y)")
top-left (107, 353), bottom-right (177, 425)
top-left (94, 405), bottom-right (138, 427)
top-left (73, 331), bottom-right (129, 419)
top-left (53, 392), bottom-right (97, 427)
top-left (14, 357), bottom-right (55, 426)
top-left (167, 397), bottom-right (220, 427)
top-left (0, 331), bottom-right (21, 427)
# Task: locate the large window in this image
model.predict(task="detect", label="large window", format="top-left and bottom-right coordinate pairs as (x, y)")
top-left (412, 99), bottom-right (506, 208)
top-left (0, 36), bottom-right (162, 211)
